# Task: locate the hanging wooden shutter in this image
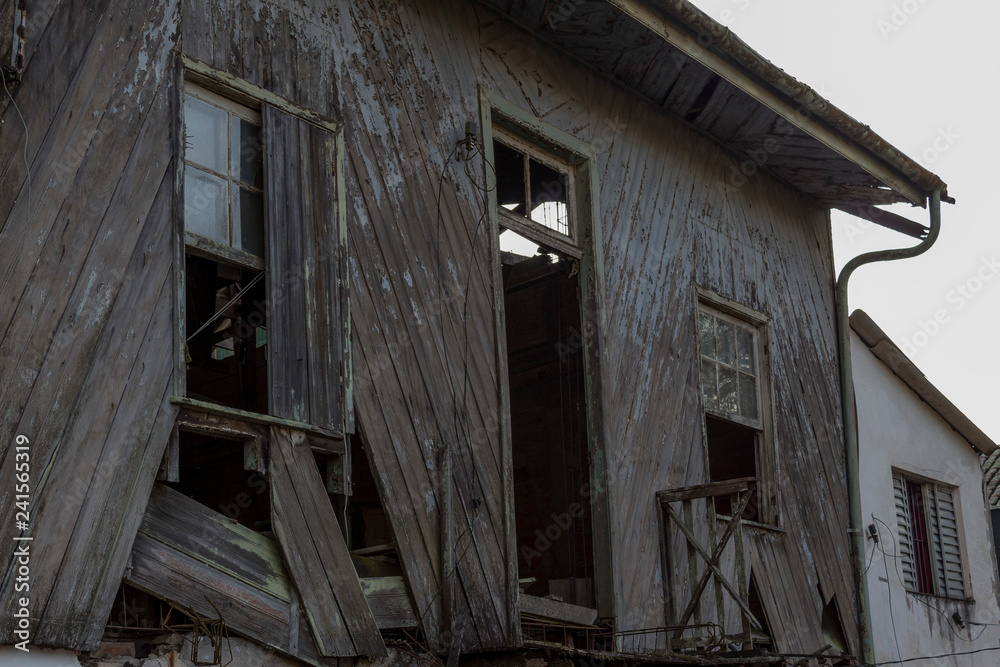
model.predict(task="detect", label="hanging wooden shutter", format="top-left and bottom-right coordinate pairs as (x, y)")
top-left (892, 473), bottom-right (917, 592)
top-left (264, 106), bottom-right (346, 432)
top-left (929, 485), bottom-right (965, 598)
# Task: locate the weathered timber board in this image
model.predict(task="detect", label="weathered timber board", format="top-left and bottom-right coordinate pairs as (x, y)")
top-left (269, 426), bottom-right (386, 657)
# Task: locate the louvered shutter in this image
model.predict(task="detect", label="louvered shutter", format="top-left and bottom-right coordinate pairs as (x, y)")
top-left (929, 485), bottom-right (966, 598)
top-left (893, 473), bottom-right (917, 592)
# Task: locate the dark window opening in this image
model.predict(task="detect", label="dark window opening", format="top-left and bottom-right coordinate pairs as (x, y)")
top-left (185, 253), bottom-right (268, 413)
top-left (821, 592), bottom-right (849, 654)
top-left (504, 229), bottom-right (593, 609)
top-left (906, 479), bottom-right (935, 594)
top-left (345, 428), bottom-right (401, 577)
top-left (104, 582), bottom-right (172, 638)
top-left (706, 415), bottom-right (758, 521)
top-left (747, 574), bottom-right (771, 645)
top-left (165, 431), bottom-right (271, 534)
top-left (493, 137), bottom-right (570, 237)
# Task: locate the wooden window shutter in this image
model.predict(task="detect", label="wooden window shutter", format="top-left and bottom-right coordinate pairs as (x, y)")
top-left (929, 485), bottom-right (965, 598)
top-left (892, 473), bottom-right (918, 592)
top-left (264, 106), bottom-right (347, 432)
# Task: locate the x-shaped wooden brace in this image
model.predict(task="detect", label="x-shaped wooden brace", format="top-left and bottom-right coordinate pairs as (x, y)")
top-left (665, 490), bottom-right (762, 638)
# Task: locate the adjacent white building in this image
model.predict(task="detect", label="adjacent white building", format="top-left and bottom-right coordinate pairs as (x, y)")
top-left (852, 310), bottom-right (1000, 666)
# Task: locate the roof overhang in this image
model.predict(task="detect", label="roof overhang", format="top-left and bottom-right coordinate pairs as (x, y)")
top-left (476, 0), bottom-right (949, 226)
top-left (851, 310), bottom-right (996, 456)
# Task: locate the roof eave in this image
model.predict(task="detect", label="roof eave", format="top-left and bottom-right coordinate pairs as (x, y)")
top-left (610, 0), bottom-right (948, 207)
top-left (851, 310), bottom-right (996, 457)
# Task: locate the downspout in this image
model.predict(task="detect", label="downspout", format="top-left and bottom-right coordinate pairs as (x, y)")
top-left (836, 189), bottom-right (942, 665)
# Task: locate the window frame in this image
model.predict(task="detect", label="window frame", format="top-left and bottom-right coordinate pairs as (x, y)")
top-left (479, 87), bottom-right (615, 622)
top-left (182, 81), bottom-right (265, 270)
top-left (891, 469), bottom-right (968, 600)
top-left (694, 286), bottom-right (779, 526)
top-left (171, 56), bottom-right (352, 438)
top-left (493, 126), bottom-right (578, 250)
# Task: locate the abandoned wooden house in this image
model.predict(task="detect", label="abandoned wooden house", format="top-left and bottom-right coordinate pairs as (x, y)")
top-left (0, 0), bottom-right (951, 665)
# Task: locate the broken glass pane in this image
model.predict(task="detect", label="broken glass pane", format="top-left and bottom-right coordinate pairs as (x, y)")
top-left (736, 327), bottom-right (755, 373)
top-left (233, 185), bottom-right (264, 257)
top-left (718, 366), bottom-right (738, 413)
top-left (739, 372), bottom-right (758, 421)
top-left (529, 159), bottom-right (569, 236)
top-left (717, 320), bottom-right (736, 367)
top-left (232, 117), bottom-right (263, 187)
top-left (493, 140), bottom-right (527, 216)
top-left (701, 360), bottom-right (719, 411)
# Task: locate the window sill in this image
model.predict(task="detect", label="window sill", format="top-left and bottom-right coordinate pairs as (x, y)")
top-left (170, 396), bottom-right (345, 452)
top-left (715, 514), bottom-right (786, 534)
top-left (186, 231), bottom-right (265, 271)
top-left (904, 590), bottom-right (973, 604)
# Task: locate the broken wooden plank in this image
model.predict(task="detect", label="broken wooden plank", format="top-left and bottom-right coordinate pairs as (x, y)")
top-left (127, 533), bottom-right (336, 667)
top-left (140, 484), bottom-right (291, 601)
top-left (269, 426), bottom-right (386, 656)
top-left (657, 479), bottom-right (753, 503)
top-left (519, 593), bottom-right (598, 627)
top-left (360, 576), bottom-right (419, 630)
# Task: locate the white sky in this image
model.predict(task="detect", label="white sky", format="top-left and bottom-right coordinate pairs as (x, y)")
top-left (685, 0), bottom-right (1000, 442)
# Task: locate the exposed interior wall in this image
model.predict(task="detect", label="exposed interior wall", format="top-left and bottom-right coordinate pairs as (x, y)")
top-left (854, 332), bottom-right (1000, 665)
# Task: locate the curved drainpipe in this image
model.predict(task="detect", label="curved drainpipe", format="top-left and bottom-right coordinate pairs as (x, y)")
top-left (836, 189), bottom-right (942, 665)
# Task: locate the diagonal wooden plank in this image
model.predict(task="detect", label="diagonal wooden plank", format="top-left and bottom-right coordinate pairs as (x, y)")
top-left (664, 502), bottom-right (761, 632)
top-left (270, 426), bottom-right (386, 657)
top-left (673, 490), bottom-right (753, 635)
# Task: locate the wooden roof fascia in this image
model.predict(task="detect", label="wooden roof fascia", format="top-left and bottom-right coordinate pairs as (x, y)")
top-left (604, 0), bottom-right (944, 208)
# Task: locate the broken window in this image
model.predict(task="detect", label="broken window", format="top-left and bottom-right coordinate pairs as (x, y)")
top-left (493, 136), bottom-right (572, 238)
top-left (492, 125), bottom-right (604, 616)
top-left (893, 472), bottom-right (966, 598)
top-left (184, 82), bottom-right (268, 413)
top-left (696, 298), bottom-right (775, 523)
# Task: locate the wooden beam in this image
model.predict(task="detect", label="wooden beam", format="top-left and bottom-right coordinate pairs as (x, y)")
top-left (170, 396), bottom-right (345, 445)
top-left (519, 593), bottom-right (598, 627)
top-left (657, 478), bottom-right (753, 503)
top-left (269, 426), bottom-right (386, 656)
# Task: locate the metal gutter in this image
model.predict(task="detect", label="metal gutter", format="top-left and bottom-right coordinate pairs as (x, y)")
top-left (608, 0), bottom-right (948, 207)
top-left (836, 190), bottom-right (942, 664)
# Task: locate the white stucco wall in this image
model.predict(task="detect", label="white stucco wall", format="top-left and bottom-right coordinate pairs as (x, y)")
top-left (0, 647), bottom-right (80, 666)
top-left (853, 333), bottom-right (1000, 666)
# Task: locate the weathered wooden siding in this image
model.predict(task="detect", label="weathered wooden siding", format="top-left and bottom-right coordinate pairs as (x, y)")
top-left (334, 0), bottom-right (855, 654)
top-left (0, 0), bottom-right (179, 649)
top-left (472, 6), bottom-right (854, 652)
top-left (332, 1), bottom-right (516, 650)
top-left (0, 0), bottom-right (857, 658)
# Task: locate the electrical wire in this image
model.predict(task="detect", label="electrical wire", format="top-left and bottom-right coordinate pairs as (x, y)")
top-left (870, 645), bottom-right (1000, 665)
top-left (871, 516), bottom-right (990, 646)
top-left (2, 72), bottom-right (31, 205)
top-left (874, 519), bottom-right (904, 664)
